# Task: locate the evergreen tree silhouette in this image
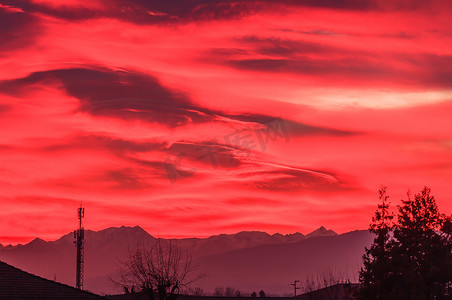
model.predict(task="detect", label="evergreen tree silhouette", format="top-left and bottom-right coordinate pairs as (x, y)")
top-left (359, 186), bottom-right (394, 299)
top-left (359, 186), bottom-right (452, 299)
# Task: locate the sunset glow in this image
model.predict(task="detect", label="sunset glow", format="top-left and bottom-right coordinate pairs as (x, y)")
top-left (1, 0), bottom-right (452, 245)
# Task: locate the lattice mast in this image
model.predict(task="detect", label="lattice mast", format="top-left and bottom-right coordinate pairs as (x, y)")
top-left (74, 205), bottom-right (85, 290)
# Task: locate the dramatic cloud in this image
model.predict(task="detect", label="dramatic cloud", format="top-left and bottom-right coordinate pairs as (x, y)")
top-left (6, 0), bottom-right (452, 26)
top-left (0, 67), bottom-right (218, 127)
top-left (0, 0), bottom-right (451, 244)
top-left (246, 167), bottom-right (352, 193)
top-left (224, 36), bottom-right (452, 89)
top-left (0, 5), bottom-right (40, 54)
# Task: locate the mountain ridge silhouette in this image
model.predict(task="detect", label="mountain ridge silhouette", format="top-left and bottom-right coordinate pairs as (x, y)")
top-left (0, 226), bottom-right (372, 296)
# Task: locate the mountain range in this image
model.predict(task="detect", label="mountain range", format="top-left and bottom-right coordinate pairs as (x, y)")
top-left (0, 226), bottom-right (373, 296)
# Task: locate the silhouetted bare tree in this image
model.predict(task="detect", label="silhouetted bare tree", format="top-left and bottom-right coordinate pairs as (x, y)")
top-left (224, 287), bottom-right (235, 297)
top-left (113, 239), bottom-right (203, 300)
top-left (301, 269), bottom-right (353, 300)
top-left (214, 286), bottom-right (240, 297)
top-left (214, 287), bottom-right (224, 296)
top-left (190, 287), bottom-right (205, 296)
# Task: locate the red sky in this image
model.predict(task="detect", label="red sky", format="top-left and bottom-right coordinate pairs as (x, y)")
top-left (1, 0), bottom-right (451, 245)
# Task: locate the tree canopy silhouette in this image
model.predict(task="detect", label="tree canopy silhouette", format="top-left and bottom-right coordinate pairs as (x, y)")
top-left (359, 186), bottom-right (452, 300)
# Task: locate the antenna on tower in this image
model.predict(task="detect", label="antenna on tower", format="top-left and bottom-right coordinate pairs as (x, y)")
top-left (74, 204), bottom-right (85, 290)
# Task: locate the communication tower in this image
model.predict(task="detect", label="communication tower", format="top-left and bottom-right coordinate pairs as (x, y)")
top-left (74, 205), bottom-right (84, 289)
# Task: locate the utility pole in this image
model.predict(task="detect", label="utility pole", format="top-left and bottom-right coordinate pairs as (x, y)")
top-left (74, 204), bottom-right (85, 290)
top-left (290, 280), bottom-right (300, 297)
